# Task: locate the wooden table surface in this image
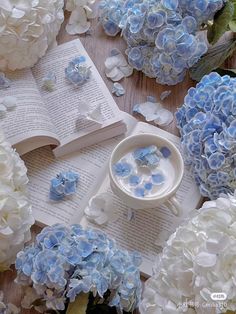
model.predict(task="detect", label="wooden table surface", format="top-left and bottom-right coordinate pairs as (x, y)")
top-left (1, 8), bottom-right (235, 314)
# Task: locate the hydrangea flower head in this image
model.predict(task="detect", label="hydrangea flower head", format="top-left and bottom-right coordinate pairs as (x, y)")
top-left (140, 191), bottom-right (236, 313)
top-left (99, 0), bottom-right (225, 85)
top-left (16, 224), bottom-right (142, 313)
top-left (65, 56), bottom-right (92, 86)
top-left (176, 72), bottom-right (236, 199)
top-left (0, 130), bottom-right (34, 270)
top-left (0, 0), bottom-right (64, 70)
top-left (50, 171), bottom-right (79, 201)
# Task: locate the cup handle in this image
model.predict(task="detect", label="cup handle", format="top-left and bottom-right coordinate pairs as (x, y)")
top-left (165, 196), bottom-right (182, 217)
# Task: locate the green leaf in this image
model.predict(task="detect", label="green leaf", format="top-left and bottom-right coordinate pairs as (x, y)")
top-left (207, 1), bottom-right (234, 45)
top-left (66, 293), bottom-right (89, 314)
top-left (189, 38), bottom-right (236, 81)
top-left (215, 67), bottom-right (236, 76)
top-left (229, 0), bottom-right (236, 31)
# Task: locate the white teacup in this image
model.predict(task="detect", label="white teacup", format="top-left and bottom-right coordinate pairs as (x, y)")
top-left (109, 133), bottom-right (184, 216)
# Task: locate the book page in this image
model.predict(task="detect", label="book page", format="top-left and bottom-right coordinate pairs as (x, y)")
top-left (0, 69), bottom-right (60, 154)
top-left (22, 113), bottom-right (137, 226)
top-left (32, 39), bottom-right (122, 147)
top-left (82, 121), bottom-right (202, 277)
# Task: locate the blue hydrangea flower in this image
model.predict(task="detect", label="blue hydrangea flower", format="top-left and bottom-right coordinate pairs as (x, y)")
top-left (176, 72), bottom-right (236, 199)
top-left (65, 56), bottom-right (91, 86)
top-left (50, 171), bottom-right (79, 201)
top-left (129, 175), bottom-right (142, 186)
top-left (133, 145), bottom-right (160, 166)
top-left (16, 224), bottom-right (142, 313)
top-left (113, 161), bottom-right (133, 177)
top-left (134, 187), bottom-right (146, 197)
top-left (160, 146), bottom-right (172, 158)
top-left (144, 181), bottom-right (153, 191)
top-left (152, 172), bottom-right (165, 185)
top-left (99, 0), bottom-right (223, 85)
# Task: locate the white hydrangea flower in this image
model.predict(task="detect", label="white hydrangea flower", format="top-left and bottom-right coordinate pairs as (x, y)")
top-left (140, 192), bottom-right (236, 314)
top-left (0, 0), bottom-right (64, 71)
top-left (0, 130), bottom-right (34, 270)
top-left (66, 0), bottom-right (96, 35)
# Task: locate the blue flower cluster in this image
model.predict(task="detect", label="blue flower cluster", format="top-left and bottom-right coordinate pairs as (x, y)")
top-left (99, 0), bottom-right (225, 85)
top-left (133, 145), bottom-right (160, 166)
top-left (15, 224), bottom-right (142, 312)
top-left (50, 171), bottom-right (79, 201)
top-left (65, 56), bottom-right (92, 86)
top-left (176, 72), bottom-right (236, 199)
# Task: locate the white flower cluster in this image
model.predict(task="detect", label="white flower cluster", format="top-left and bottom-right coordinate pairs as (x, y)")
top-left (140, 191), bottom-right (236, 314)
top-left (0, 0), bottom-right (64, 71)
top-left (0, 131), bottom-right (34, 270)
top-left (66, 0), bottom-right (96, 34)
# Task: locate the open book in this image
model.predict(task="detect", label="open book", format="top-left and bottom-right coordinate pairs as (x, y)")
top-left (22, 113), bottom-right (202, 277)
top-left (0, 39), bottom-right (126, 156)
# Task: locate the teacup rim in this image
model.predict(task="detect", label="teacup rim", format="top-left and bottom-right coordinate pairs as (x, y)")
top-left (109, 133), bottom-right (184, 202)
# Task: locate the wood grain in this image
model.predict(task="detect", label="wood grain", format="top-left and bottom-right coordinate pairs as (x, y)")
top-left (1, 9), bottom-right (235, 314)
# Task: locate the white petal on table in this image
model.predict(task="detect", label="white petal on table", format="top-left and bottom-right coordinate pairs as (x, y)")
top-left (105, 54), bottom-right (128, 70)
top-left (154, 108), bottom-right (174, 126)
top-left (66, 7), bottom-right (91, 34)
top-left (112, 82), bottom-right (125, 96)
top-left (119, 65), bottom-right (133, 77)
top-left (105, 49), bottom-right (133, 81)
top-left (105, 67), bottom-right (125, 82)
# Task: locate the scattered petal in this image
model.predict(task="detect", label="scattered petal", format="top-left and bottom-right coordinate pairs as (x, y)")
top-left (42, 72), bottom-right (56, 92)
top-left (160, 90), bottom-right (171, 101)
top-left (153, 108), bottom-right (174, 126)
top-left (105, 49), bottom-right (133, 82)
top-left (133, 96), bottom-right (173, 126)
top-left (0, 72), bottom-right (11, 89)
top-left (84, 193), bottom-right (118, 225)
top-left (112, 82), bottom-right (125, 97)
top-left (66, 0), bottom-right (95, 35)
